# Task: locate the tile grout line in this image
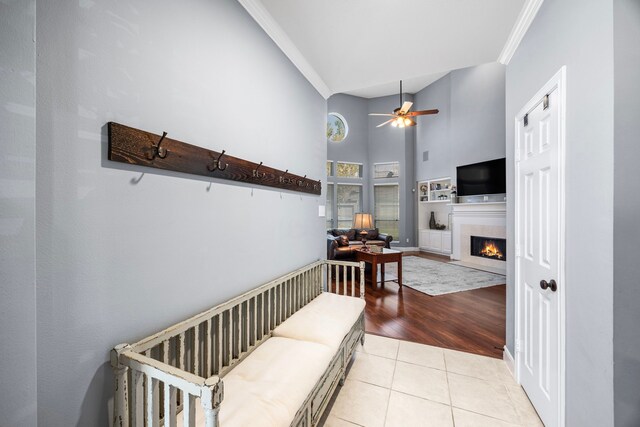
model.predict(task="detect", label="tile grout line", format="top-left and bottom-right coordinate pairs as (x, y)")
top-left (444, 352), bottom-right (456, 427)
top-left (366, 333), bottom-right (504, 361)
top-left (504, 382), bottom-right (536, 426)
top-left (391, 388), bottom-right (453, 407)
top-left (363, 336), bottom-right (525, 425)
top-left (334, 414), bottom-right (365, 427)
top-left (447, 379), bottom-right (524, 425)
top-left (366, 333), bottom-right (504, 360)
top-left (380, 348), bottom-right (400, 427)
top-left (369, 353), bottom-right (517, 387)
top-left (451, 405), bottom-right (528, 426)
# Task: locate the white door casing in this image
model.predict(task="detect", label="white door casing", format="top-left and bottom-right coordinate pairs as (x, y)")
top-left (515, 67), bottom-right (566, 427)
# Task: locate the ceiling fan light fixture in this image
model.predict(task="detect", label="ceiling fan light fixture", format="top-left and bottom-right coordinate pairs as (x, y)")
top-left (368, 80), bottom-right (439, 129)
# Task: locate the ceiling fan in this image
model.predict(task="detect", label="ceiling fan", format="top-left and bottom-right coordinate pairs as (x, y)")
top-left (369, 80), bottom-right (439, 128)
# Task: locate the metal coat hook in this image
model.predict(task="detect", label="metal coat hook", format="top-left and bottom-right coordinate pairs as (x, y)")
top-left (146, 131), bottom-right (168, 160)
top-left (108, 122), bottom-right (321, 195)
top-left (130, 172), bottom-right (145, 185)
top-left (207, 150), bottom-right (227, 172)
top-left (253, 162), bottom-right (265, 178)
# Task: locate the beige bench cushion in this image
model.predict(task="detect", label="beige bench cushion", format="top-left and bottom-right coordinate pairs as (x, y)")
top-left (272, 292), bottom-right (365, 352)
top-left (179, 337), bottom-right (333, 427)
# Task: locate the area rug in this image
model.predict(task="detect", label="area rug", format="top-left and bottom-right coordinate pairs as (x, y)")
top-left (384, 256), bottom-right (505, 296)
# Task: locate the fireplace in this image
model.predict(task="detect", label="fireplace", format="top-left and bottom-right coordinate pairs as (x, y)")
top-left (470, 236), bottom-right (506, 261)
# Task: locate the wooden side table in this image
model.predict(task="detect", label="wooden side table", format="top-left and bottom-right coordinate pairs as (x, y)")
top-left (355, 248), bottom-right (402, 289)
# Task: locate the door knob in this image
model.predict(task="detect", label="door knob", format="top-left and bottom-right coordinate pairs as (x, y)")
top-left (540, 279), bottom-right (558, 292)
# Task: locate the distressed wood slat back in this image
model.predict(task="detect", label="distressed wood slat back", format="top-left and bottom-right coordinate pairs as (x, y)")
top-left (112, 259), bottom-right (364, 427)
top-left (131, 261), bottom-right (325, 378)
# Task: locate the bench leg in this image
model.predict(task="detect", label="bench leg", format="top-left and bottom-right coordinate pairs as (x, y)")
top-left (204, 407), bottom-right (220, 427)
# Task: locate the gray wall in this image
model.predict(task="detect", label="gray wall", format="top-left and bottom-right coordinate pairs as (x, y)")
top-left (0, 0), bottom-right (37, 425)
top-left (505, 0), bottom-right (615, 425)
top-left (613, 0), bottom-right (640, 425)
top-left (367, 94), bottom-right (416, 246)
top-left (327, 63), bottom-right (505, 246)
top-left (414, 62), bottom-right (506, 182)
top-left (327, 94), bottom-right (370, 211)
top-left (34, 1), bottom-right (325, 425)
top-left (326, 93), bottom-right (416, 246)
top-left (327, 94), bottom-right (370, 165)
top-left (414, 74), bottom-right (452, 180)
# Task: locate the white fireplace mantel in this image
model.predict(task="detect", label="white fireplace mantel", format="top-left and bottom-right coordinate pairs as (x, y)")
top-left (450, 201), bottom-right (506, 215)
top-left (450, 202), bottom-right (507, 273)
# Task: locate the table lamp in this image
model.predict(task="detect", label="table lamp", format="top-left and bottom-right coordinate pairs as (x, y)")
top-left (353, 213), bottom-right (374, 246)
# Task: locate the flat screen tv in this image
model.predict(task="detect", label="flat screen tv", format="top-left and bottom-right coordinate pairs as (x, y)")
top-left (456, 158), bottom-right (506, 196)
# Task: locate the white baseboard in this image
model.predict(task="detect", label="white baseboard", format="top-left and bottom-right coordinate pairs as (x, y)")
top-left (394, 247), bottom-right (419, 252)
top-left (419, 248), bottom-right (452, 256)
top-left (503, 345), bottom-right (516, 379)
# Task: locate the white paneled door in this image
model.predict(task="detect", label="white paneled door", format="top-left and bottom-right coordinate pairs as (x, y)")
top-left (515, 69), bottom-right (565, 427)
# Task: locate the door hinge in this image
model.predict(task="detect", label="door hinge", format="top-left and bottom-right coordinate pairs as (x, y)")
top-left (523, 114), bottom-right (528, 127)
top-left (543, 94), bottom-right (550, 110)
top-left (515, 340), bottom-right (523, 353)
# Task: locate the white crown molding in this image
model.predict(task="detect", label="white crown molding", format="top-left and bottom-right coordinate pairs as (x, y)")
top-left (237, 0), bottom-right (332, 99)
top-left (498, 0), bottom-right (544, 65)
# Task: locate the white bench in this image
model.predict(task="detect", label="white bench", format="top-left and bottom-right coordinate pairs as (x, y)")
top-left (111, 260), bottom-right (365, 427)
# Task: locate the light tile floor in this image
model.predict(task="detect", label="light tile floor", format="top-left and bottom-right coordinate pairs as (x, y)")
top-left (322, 334), bottom-right (543, 427)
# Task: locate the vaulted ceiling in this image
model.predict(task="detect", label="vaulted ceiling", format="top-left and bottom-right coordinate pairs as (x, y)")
top-left (239, 0), bottom-right (530, 98)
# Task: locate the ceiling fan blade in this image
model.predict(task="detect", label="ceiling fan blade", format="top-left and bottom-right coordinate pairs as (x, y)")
top-left (369, 113), bottom-right (397, 117)
top-left (399, 101), bottom-right (413, 115)
top-left (406, 109), bottom-right (439, 117)
top-left (377, 118), bottom-right (395, 128)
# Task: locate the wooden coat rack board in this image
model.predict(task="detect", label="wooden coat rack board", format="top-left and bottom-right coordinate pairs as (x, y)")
top-left (107, 122), bottom-right (321, 195)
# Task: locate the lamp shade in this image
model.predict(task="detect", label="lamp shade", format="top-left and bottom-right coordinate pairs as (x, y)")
top-left (353, 213), bottom-right (374, 230)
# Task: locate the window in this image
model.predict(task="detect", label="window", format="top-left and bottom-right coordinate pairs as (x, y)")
top-left (337, 184), bottom-right (362, 229)
top-left (327, 112), bottom-right (348, 143)
top-left (374, 184), bottom-right (399, 239)
top-left (326, 161), bottom-right (333, 176)
top-left (374, 162), bottom-right (400, 179)
top-left (336, 162), bottom-right (363, 178)
top-left (326, 184), bottom-right (334, 229)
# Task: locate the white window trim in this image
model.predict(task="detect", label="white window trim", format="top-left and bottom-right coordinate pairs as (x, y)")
top-left (335, 161), bottom-right (364, 179)
top-left (328, 112), bottom-right (349, 143)
top-left (336, 183), bottom-right (364, 229)
top-left (326, 160), bottom-right (334, 177)
top-left (373, 161), bottom-right (400, 179)
top-left (325, 182), bottom-right (335, 228)
top-left (373, 183), bottom-right (400, 243)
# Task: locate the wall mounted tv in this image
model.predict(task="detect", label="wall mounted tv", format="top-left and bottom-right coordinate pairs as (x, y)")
top-left (456, 158), bottom-right (506, 196)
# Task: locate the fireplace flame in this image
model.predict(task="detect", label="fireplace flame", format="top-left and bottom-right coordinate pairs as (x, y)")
top-left (480, 241), bottom-right (504, 259)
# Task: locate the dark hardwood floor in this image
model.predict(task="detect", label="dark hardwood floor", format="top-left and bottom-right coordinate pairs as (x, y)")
top-left (337, 252), bottom-right (506, 359)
